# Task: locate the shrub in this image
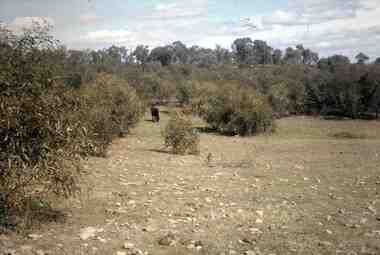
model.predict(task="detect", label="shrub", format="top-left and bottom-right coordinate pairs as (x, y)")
top-left (202, 85), bottom-right (275, 136)
top-left (72, 73), bottom-right (145, 156)
top-left (0, 26), bottom-right (144, 227)
top-left (163, 113), bottom-right (200, 155)
top-left (0, 26), bottom-right (83, 221)
top-left (268, 82), bottom-right (291, 117)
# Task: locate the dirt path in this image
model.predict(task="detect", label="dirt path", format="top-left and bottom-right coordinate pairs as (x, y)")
top-left (1, 113), bottom-right (380, 255)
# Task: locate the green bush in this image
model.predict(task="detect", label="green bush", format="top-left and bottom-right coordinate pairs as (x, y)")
top-left (163, 113), bottom-right (200, 155)
top-left (0, 26), bottom-right (83, 220)
top-left (202, 85), bottom-right (275, 136)
top-left (77, 73), bottom-right (145, 156)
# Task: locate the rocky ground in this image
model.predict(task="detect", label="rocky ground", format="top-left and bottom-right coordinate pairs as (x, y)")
top-left (1, 112), bottom-right (380, 255)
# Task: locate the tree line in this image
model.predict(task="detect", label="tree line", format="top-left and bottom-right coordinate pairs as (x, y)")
top-left (55, 35), bottom-right (380, 119)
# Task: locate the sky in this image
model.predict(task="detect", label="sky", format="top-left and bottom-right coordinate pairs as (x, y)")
top-left (1, 0), bottom-right (380, 59)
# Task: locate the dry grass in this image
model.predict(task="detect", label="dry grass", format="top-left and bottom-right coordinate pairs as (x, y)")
top-left (2, 110), bottom-right (380, 255)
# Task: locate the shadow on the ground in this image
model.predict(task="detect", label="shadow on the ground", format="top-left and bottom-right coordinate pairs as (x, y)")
top-left (1, 205), bottom-right (67, 233)
top-left (195, 126), bottom-right (237, 136)
top-left (30, 207), bottom-right (67, 225)
top-left (147, 148), bottom-right (171, 154)
top-left (194, 126), bottom-right (218, 134)
top-left (160, 110), bottom-right (170, 115)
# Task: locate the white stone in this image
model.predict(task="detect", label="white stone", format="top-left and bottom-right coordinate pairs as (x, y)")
top-left (256, 210), bottom-right (264, 218)
top-left (79, 227), bottom-right (103, 240)
top-left (123, 242), bottom-right (135, 249)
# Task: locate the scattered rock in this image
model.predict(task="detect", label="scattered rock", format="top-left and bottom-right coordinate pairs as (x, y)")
top-left (2, 249), bottom-right (16, 255)
top-left (249, 227), bottom-right (262, 234)
top-left (244, 251), bottom-right (256, 255)
top-left (79, 227), bottom-right (103, 240)
top-left (295, 164), bottom-right (304, 170)
top-left (255, 218), bottom-right (263, 224)
top-left (127, 200), bottom-right (136, 205)
top-left (326, 229), bottom-right (333, 235)
top-left (97, 236), bottom-right (107, 243)
top-left (158, 233), bottom-right (176, 246)
top-left (187, 244), bottom-right (195, 249)
top-left (256, 210), bottom-right (264, 218)
top-left (318, 241), bottom-right (333, 247)
top-left (35, 250), bottom-right (46, 255)
top-left (28, 234), bottom-right (43, 240)
top-left (194, 240), bottom-right (203, 249)
top-left (368, 206), bottom-right (377, 214)
top-left (20, 245), bottom-right (33, 252)
top-left (142, 225), bottom-right (156, 232)
top-left (123, 242), bottom-right (135, 249)
top-left (240, 237), bottom-right (254, 244)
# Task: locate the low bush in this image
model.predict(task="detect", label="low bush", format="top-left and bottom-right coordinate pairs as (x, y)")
top-left (163, 112), bottom-right (200, 155)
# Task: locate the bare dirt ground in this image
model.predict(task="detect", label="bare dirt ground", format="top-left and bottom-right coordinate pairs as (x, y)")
top-left (1, 110), bottom-right (380, 255)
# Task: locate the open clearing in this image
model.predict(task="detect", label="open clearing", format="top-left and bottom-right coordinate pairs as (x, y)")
top-left (1, 110), bottom-right (380, 255)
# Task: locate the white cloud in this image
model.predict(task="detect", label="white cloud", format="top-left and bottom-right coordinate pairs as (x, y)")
top-left (9, 16), bottom-right (54, 32)
top-left (201, 0), bottom-right (380, 59)
top-left (143, 0), bottom-right (209, 20)
top-left (260, 0), bottom-right (365, 27)
top-left (79, 14), bottom-right (99, 25)
top-left (60, 0), bottom-right (380, 59)
top-left (74, 0), bottom-right (211, 49)
top-left (83, 29), bottom-right (133, 44)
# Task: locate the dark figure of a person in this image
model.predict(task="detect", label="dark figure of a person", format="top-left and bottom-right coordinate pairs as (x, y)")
top-left (151, 106), bottom-right (160, 122)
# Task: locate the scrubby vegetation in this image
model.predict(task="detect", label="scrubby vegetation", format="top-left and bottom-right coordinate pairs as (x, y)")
top-left (1, 20), bottom-right (380, 229)
top-left (199, 84), bottom-right (274, 135)
top-left (76, 74), bottom-right (144, 156)
top-left (0, 26), bottom-right (144, 227)
top-left (163, 112), bottom-right (199, 155)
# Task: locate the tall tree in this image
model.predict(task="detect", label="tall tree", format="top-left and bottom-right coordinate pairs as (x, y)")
top-left (215, 45), bottom-right (232, 65)
top-left (318, 55), bottom-right (350, 71)
top-left (272, 49), bottom-right (283, 65)
top-left (171, 41), bottom-right (188, 64)
top-left (232, 37), bottom-right (254, 66)
top-left (132, 45), bottom-right (149, 71)
top-left (149, 46), bottom-right (173, 66)
top-left (284, 47), bottom-right (302, 65)
top-left (355, 52), bottom-right (369, 64)
top-left (252, 40), bottom-right (273, 64)
top-left (296, 44), bottom-right (319, 65)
